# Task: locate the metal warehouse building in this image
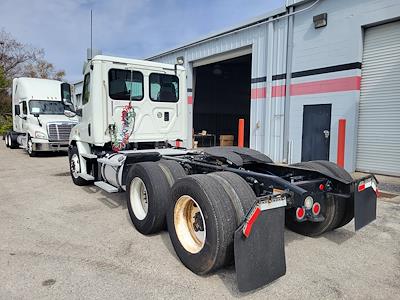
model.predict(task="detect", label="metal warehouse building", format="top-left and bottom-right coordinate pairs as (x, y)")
top-left (148, 0), bottom-right (400, 176)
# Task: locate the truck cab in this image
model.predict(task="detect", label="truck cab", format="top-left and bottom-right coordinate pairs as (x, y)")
top-left (66, 55), bottom-right (187, 165)
top-left (5, 77), bottom-right (77, 156)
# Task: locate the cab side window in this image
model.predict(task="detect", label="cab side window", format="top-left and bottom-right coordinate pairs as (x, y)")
top-left (82, 73), bottom-right (91, 105)
top-left (22, 101), bottom-right (27, 115)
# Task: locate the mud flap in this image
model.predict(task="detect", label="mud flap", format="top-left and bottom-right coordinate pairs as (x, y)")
top-left (354, 178), bottom-right (377, 231)
top-left (234, 206), bottom-right (286, 292)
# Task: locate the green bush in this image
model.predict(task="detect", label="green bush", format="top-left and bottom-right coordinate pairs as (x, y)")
top-left (0, 114), bottom-right (12, 135)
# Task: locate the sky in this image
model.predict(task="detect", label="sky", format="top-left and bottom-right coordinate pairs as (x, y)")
top-left (0, 0), bottom-right (283, 82)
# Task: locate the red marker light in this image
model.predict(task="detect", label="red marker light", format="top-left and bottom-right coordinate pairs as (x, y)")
top-left (296, 207), bottom-right (305, 220)
top-left (175, 139), bottom-right (182, 148)
top-left (312, 202), bottom-right (321, 215)
top-left (242, 207), bottom-right (261, 238)
top-left (358, 182), bottom-right (366, 192)
top-left (319, 184), bottom-right (325, 191)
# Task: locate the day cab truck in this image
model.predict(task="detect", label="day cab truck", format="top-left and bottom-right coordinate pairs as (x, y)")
top-left (62, 55), bottom-right (378, 292)
top-left (5, 77), bottom-right (77, 156)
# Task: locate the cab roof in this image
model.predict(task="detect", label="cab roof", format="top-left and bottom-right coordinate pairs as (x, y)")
top-left (91, 55), bottom-right (184, 71)
top-left (14, 77), bottom-right (62, 101)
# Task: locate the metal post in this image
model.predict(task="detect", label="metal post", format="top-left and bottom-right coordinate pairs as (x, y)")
top-left (282, 6), bottom-right (294, 163)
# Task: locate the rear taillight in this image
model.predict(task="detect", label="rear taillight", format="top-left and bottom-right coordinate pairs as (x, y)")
top-left (312, 202), bottom-right (321, 215)
top-left (296, 207), bottom-right (305, 220)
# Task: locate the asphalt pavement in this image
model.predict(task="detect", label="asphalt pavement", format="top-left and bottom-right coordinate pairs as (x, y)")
top-left (0, 143), bottom-right (399, 299)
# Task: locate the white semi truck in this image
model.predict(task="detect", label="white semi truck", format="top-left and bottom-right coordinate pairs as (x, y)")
top-left (5, 77), bottom-right (77, 156)
top-left (63, 55), bottom-right (378, 292)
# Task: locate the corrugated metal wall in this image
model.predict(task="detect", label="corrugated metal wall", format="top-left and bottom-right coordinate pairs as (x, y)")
top-left (150, 20), bottom-right (289, 162)
top-left (149, 0), bottom-right (400, 173)
top-left (356, 21), bottom-right (400, 176)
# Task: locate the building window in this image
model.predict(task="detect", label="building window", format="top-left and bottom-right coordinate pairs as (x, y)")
top-left (149, 73), bottom-right (179, 102)
top-left (82, 73), bottom-right (91, 105)
top-left (108, 69), bottom-right (144, 100)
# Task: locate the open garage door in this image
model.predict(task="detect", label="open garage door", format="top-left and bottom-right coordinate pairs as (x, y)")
top-left (193, 54), bottom-right (251, 147)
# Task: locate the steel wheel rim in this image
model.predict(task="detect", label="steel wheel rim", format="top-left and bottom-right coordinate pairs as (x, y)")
top-left (70, 153), bottom-right (80, 178)
top-left (27, 139), bottom-right (33, 154)
top-left (174, 195), bottom-right (206, 254)
top-left (130, 177), bottom-right (149, 220)
top-left (6, 135), bottom-right (9, 146)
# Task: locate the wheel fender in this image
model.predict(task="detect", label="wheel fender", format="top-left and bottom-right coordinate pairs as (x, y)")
top-left (75, 141), bottom-right (92, 175)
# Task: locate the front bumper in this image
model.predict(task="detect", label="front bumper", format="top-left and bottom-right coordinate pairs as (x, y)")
top-left (31, 139), bottom-right (69, 152)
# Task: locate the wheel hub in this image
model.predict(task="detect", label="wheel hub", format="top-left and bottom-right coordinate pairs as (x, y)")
top-left (130, 177), bottom-right (149, 220)
top-left (174, 195), bottom-right (206, 254)
top-left (70, 154), bottom-right (80, 178)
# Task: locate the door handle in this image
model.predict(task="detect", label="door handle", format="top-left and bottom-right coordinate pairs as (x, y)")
top-left (323, 130), bottom-right (330, 139)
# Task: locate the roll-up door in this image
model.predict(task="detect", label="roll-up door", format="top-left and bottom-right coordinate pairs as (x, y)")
top-left (356, 21), bottom-right (400, 176)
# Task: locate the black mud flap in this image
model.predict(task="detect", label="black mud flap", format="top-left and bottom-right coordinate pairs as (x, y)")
top-left (354, 177), bottom-right (377, 231)
top-left (234, 206), bottom-right (286, 292)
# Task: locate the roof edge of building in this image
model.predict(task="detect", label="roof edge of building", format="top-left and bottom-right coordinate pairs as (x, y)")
top-left (147, 5), bottom-right (288, 60)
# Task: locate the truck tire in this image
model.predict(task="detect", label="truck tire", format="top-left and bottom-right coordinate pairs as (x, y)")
top-left (318, 163), bottom-right (353, 230)
top-left (294, 160), bottom-right (354, 229)
top-left (9, 132), bottom-right (19, 149)
top-left (167, 174), bottom-right (237, 275)
top-left (26, 135), bottom-right (36, 157)
top-left (68, 146), bottom-right (91, 186)
top-left (158, 159), bottom-right (187, 187)
top-left (5, 133), bottom-right (10, 148)
top-left (126, 162), bottom-right (171, 235)
top-left (208, 171), bottom-right (256, 224)
top-left (286, 160), bottom-right (349, 236)
top-left (285, 194), bottom-right (344, 237)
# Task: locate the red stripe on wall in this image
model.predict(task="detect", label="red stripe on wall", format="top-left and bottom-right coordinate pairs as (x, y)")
top-left (290, 76), bottom-right (361, 96)
top-left (251, 76), bottom-right (361, 99)
top-left (271, 85), bottom-right (286, 97)
top-left (250, 87), bottom-right (267, 99)
top-left (188, 95), bottom-right (193, 104)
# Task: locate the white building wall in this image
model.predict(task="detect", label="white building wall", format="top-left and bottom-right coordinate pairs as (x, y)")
top-left (149, 0), bottom-right (400, 172)
top-left (289, 0), bottom-right (400, 171)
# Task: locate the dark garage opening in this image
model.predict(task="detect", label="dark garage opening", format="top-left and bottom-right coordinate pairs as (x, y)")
top-left (193, 54), bottom-right (251, 147)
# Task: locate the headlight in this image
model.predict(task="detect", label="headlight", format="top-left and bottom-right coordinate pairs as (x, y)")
top-left (35, 131), bottom-right (47, 139)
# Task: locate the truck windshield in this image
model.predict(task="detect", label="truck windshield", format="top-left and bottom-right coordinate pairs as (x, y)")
top-left (29, 100), bottom-right (65, 115)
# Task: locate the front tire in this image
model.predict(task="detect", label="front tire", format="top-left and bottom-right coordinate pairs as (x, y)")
top-left (26, 136), bottom-right (36, 157)
top-left (68, 146), bottom-right (91, 186)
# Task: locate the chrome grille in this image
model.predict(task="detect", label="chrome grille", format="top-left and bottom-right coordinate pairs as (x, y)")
top-left (47, 123), bottom-right (74, 141)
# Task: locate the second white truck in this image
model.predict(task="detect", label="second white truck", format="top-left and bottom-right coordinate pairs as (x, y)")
top-left (5, 77), bottom-right (77, 156)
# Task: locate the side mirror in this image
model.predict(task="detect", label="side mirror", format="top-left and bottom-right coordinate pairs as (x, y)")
top-left (31, 107), bottom-right (40, 118)
top-left (61, 82), bottom-right (73, 107)
top-left (64, 110), bottom-right (77, 118)
top-left (14, 105), bottom-right (20, 116)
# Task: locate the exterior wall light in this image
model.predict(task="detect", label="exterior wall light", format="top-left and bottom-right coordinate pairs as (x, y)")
top-left (313, 13), bottom-right (327, 28)
top-left (176, 56), bottom-right (185, 65)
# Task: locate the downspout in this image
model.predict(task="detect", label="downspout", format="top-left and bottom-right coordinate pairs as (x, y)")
top-left (283, 5), bottom-right (295, 163)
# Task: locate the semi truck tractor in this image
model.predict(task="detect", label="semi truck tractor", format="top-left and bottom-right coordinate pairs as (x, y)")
top-left (63, 55), bottom-right (378, 292)
top-left (5, 77), bottom-right (77, 156)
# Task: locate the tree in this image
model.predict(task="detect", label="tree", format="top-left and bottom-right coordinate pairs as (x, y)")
top-left (0, 65), bottom-right (11, 114)
top-left (0, 29), bottom-right (66, 114)
top-left (0, 29), bottom-right (65, 81)
top-left (24, 59), bottom-right (66, 81)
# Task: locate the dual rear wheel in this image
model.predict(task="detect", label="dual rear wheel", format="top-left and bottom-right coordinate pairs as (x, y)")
top-left (125, 161), bottom-right (256, 275)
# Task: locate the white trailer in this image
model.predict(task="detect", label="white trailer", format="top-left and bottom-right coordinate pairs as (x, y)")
top-left (5, 77), bottom-right (77, 156)
top-left (62, 55), bottom-right (377, 292)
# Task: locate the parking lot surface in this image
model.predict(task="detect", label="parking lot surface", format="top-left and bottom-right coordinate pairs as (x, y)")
top-left (0, 143), bottom-right (399, 299)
